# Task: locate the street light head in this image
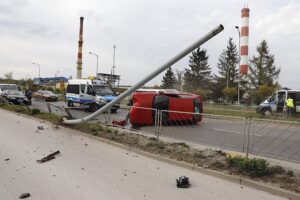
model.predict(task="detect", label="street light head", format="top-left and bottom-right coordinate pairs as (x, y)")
top-left (235, 26), bottom-right (239, 29)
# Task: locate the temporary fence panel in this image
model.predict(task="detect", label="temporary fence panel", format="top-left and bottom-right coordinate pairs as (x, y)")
top-left (159, 110), bottom-right (246, 152)
top-left (250, 118), bottom-right (300, 163)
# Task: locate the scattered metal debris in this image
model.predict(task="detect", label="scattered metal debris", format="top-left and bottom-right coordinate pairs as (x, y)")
top-left (19, 193), bottom-right (30, 199)
top-left (176, 176), bottom-right (191, 188)
top-left (37, 151), bottom-right (60, 163)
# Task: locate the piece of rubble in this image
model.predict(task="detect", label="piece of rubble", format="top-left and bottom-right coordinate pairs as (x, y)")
top-left (37, 151), bottom-right (60, 163)
top-left (19, 193), bottom-right (30, 199)
top-left (5, 158), bottom-right (10, 161)
top-left (37, 126), bottom-right (44, 130)
top-left (176, 176), bottom-right (191, 188)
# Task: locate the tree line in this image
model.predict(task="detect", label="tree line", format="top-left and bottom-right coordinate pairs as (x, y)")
top-left (160, 38), bottom-right (281, 105)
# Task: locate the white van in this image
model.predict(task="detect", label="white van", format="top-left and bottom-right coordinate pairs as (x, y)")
top-left (256, 89), bottom-right (300, 115)
top-left (0, 84), bottom-right (18, 95)
top-left (65, 79), bottom-right (120, 112)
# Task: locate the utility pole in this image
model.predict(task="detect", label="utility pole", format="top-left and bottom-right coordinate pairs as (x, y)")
top-left (112, 45), bottom-right (116, 75)
top-left (89, 52), bottom-right (99, 78)
top-left (32, 62), bottom-right (41, 89)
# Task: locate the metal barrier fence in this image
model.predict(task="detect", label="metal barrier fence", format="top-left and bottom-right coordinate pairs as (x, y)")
top-left (160, 110), bottom-right (247, 152)
top-left (22, 100), bottom-right (300, 164)
top-left (250, 118), bottom-right (300, 163)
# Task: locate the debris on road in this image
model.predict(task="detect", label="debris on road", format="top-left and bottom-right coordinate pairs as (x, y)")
top-left (5, 158), bottom-right (10, 161)
top-left (19, 193), bottom-right (30, 199)
top-left (112, 120), bottom-right (126, 127)
top-left (37, 151), bottom-right (60, 163)
top-left (37, 126), bottom-right (44, 131)
top-left (176, 176), bottom-right (191, 188)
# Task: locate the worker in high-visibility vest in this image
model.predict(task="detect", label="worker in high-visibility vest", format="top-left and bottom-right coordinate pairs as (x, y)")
top-left (285, 95), bottom-right (295, 117)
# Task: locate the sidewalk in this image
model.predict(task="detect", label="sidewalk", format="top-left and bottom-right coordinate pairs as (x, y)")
top-left (0, 109), bottom-right (288, 200)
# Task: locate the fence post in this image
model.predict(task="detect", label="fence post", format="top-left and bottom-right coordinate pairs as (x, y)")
top-left (246, 117), bottom-right (252, 158)
top-left (251, 118), bottom-right (255, 153)
top-left (157, 110), bottom-right (163, 140)
top-left (46, 103), bottom-right (51, 113)
top-left (242, 117), bottom-right (246, 152)
top-left (154, 109), bottom-right (158, 138)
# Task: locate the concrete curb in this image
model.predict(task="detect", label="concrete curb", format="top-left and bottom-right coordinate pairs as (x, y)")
top-left (2, 109), bottom-right (299, 200)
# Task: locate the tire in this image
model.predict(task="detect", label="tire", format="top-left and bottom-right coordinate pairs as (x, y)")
top-left (262, 108), bottom-right (272, 116)
top-left (111, 108), bottom-right (117, 113)
top-left (89, 103), bottom-right (98, 112)
top-left (67, 100), bottom-right (74, 107)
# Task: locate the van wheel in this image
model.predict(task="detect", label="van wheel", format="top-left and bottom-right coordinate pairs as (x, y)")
top-left (67, 101), bottom-right (74, 107)
top-left (262, 108), bottom-right (272, 116)
top-left (111, 108), bottom-right (117, 113)
top-left (89, 103), bottom-right (98, 112)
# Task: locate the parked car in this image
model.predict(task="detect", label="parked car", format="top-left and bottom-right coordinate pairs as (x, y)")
top-left (33, 90), bottom-right (58, 101)
top-left (2, 90), bottom-right (31, 105)
top-left (129, 91), bottom-right (203, 127)
top-left (0, 84), bottom-right (18, 96)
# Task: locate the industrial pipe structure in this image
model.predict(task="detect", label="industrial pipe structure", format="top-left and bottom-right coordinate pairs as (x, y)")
top-left (63, 24), bottom-right (224, 124)
top-left (76, 17), bottom-right (84, 79)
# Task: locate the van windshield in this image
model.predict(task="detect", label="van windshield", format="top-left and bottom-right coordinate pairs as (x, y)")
top-left (93, 85), bottom-right (113, 96)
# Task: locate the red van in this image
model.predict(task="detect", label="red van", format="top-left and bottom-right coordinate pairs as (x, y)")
top-left (129, 92), bottom-right (203, 126)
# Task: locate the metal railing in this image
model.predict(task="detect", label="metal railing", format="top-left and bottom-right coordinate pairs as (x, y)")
top-left (22, 100), bottom-right (300, 164)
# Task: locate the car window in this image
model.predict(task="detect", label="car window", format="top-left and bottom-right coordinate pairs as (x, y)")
top-left (80, 85), bottom-right (85, 93)
top-left (66, 85), bottom-right (79, 94)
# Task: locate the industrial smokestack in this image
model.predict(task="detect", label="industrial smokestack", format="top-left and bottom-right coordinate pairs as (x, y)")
top-left (76, 17), bottom-right (84, 79)
top-left (240, 7), bottom-right (249, 75)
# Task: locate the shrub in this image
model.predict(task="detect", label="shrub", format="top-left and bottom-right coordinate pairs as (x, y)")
top-left (88, 124), bottom-right (101, 132)
top-left (287, 170), bottom-right (294, 177)
top-left (226, 155), bottom-right (270, 177)
top-left (31, 108), bottom-right (41, 115)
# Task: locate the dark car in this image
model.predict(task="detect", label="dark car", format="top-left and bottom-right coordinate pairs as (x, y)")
top-left (3, 90), bottom-right (31, 105)
top-left (34, 90), bottom-right (58, 101)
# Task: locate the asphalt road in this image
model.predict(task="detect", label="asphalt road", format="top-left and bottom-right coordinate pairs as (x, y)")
top-left (29, 100), bottom-right (300, 163)
top-left (0, 109), bottom-right (287, 200)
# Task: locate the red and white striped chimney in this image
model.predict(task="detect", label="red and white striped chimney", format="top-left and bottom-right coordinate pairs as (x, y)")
top-left (240, 7), bottom-right (250, 75)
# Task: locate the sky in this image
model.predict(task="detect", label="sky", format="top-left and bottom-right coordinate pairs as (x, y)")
top-left (0, 0), bottom-right (299, 88)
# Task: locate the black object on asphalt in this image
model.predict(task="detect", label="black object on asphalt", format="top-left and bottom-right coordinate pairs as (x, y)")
top-left (176, 176), bottom-right (191, 188)
top-left (19, 193), bottom-right (30, 199)
top-left (37, 151), bottom-right (60, 163)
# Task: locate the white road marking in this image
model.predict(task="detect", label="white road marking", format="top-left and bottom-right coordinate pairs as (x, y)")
top-left (214, 128), bottom-right (263, 137)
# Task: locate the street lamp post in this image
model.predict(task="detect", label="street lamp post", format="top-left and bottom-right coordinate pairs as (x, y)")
top-left (32, 62), bottom-right (41, 88)
top-left (89, 52), bottom-right (99, 78)
top-left (235, 26), bottom-right (241, 105)
top-left (55, 70), bottom-right (59, 77)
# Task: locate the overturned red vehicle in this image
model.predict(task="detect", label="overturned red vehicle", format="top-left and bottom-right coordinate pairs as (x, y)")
top-left (129, 91), bottom-right (203, 126)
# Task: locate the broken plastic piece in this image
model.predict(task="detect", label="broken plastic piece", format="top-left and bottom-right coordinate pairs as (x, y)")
top-left (19, 193), bottom-right (30, 199)
top-left (176, 176), bottom-right (191, 188)
top-left (37, 151), bottom-right (60, 163)
top-left (112, 120), bottom-right (127, 127)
